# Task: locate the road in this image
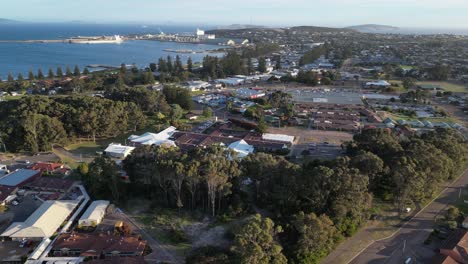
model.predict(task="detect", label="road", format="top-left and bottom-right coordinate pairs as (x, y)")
top-left (349, 169), bottom-right (468, 264)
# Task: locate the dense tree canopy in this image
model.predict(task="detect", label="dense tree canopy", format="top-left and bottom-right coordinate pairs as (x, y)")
top-left (231, 214), bottom-right (287, 264)
top-left (0, 96), bottom-right (146, 152)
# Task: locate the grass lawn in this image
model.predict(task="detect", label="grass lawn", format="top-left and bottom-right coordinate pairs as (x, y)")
top-left (65, 141), bottom-right (103, 156)
top-left (132, 207), bottom-right (200, 257)
top-left (0, 95), bottom-right (24, 101)
top-left (387, 80), bottom-right (467, 93)
top-left (417, 81), bottom-right (467, 93)
top-left (384, 112), bottom-right (461, 124)
top-left (52, 148), bottom-right (80, 169)
top-left (400, 65), bottom-right (415, 71)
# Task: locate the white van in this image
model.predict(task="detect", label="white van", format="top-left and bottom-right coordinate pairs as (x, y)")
top-left (0, 164), bottom-right (9, 175)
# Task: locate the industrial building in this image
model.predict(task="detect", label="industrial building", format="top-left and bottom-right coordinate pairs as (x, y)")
top-left (0, 169), bottom-right (42, 187)
top-left (1, 200), bottom-right (80, 240)
top-left (235, 88), bottom-right (266, 100)
top-left (104, 143), bottom-right (136, 159)
top-left (128, 126), bottom-right (177, 146)
top-left (79, 200), bottom-right (110, 227)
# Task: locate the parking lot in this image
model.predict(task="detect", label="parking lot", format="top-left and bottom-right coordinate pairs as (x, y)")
top-left (0, 195), bottom-right (42, 233)
top-left (0, 240), bottom-right (34, 262)
top-left (0, 195), bottom-right (42, 262)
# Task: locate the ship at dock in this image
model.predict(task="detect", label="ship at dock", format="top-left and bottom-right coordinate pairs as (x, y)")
top-left (68, 35), bottom-right (124, 44)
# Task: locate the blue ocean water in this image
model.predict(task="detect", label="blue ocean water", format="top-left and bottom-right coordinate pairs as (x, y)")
top-left (0, 23), bottom-right (222, 79)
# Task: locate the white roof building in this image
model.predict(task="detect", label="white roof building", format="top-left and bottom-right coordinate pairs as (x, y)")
top-left (235, 88), bottom-right (266, 99)
top-left (78, 200), bottom-right (110, 227)
top-left (1, 200), bottom-right (79, 240)
top-left (262, 133), bottom-right (295, 144)
top-left (128, 126), bottom-right (177, 146)
top-left (365, 80), bottom-right (391, 87)
top-left (228, 140), bottom-right (254, 159)
top-left (217, 78), bottom-right (244, 86)
top-left (184, 81), bottom-right (211, 91)
top-left (104, 144), bottom-right (135, 159)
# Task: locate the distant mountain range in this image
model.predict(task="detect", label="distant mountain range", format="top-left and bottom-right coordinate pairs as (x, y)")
top-left (0, 18), bottom-right (19, 24)
top-left (346, 24), bottom-right (399, 32)
top-left (207, 25), bottom-right (355, 36)
top-left (215, 24), bottom-right (267, 30)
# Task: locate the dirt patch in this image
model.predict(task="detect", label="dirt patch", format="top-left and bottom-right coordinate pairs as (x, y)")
top-left (268, 126), bottom-right (354, 144)
top-left (183, 220), bottom-right (231, 250)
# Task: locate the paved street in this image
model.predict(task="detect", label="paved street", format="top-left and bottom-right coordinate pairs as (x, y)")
top-left (349, 169), bottom-right (468, 264)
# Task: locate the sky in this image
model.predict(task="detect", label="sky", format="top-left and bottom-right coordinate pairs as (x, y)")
top-left (1, 0), bottom-right (468, 28)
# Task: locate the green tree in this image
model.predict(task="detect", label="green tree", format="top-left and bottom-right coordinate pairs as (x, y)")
top-left (427, 64), bottom-right (450, 81)
top-left (73, 65), bottom-right (81, 77)
top-left (56, 66), bottom-right (63, 78)
top-left (115, 75), bottom-right (126, 89)
top-left (169, 104), bottom-right (184, 123)
top-left (275, 56), bottom-right (281, 70)
top-left (163, 86), bottom-right (193, 110)
top-left (48, 68), bottom-right (55, 79)
top-left (446, 206), bottom-right (460, 221)
top-left (247, 57), bottom-right (254, 74)
top-left (83, 67), bottom-right (90, 75)
top-left (290, 212), bottom-right (341, 264)
top-left (167, 56), bottom-right (173, 74)
top-left (37, 69), bottom-right (44, 80)
top-left (158, 58), bottom-right (168, 72)
top-left (86, 156), bottom-right (123, 202)
top-left (231, 214), bottom-right (287, 264)
top-left (77, 162), bottom-right (89, 176)
top-left (175, 55), bottom-right (183, 75)
top-left (7, 73), bottom-right (14, 83)
top-left (149, 63), bottom-right (157, 72)
top-left (28, 70), bottom-right (35, 81)
top-left (258, 57), bottom-right (267, 73)
top-left (17, 73), bottom-right (24, 84)
top-left (257, 116), bottom-right (268, 133)
top-left (65, 65), bottom-right (72, 77)
top-left (203, 107), bottom-right (213, 118)
top-left (402, 77), bottom-right (416, 90)
top-left (120, 63), bottom-right (127, 75)
top-left (199, 145), bottom-right (241, 216)
top-left (187, 57), bottom-right (193, 73)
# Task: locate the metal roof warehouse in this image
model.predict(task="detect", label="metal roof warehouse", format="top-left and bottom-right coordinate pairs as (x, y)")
top-left (0, 169), bottom-right (42, 187)
top-left (1, 200), bottom-right (80, 240)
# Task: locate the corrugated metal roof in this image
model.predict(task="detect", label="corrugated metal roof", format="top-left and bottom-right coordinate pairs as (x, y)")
top-left (1, 200), bottom-right (79, 238)
top-left (79, 200), bottom-right (109, 224)
top-left (0, 169), bottom-right (40, 187)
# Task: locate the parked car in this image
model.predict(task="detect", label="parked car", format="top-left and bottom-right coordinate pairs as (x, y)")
top-left (19, 240), bottom-right (28, 247)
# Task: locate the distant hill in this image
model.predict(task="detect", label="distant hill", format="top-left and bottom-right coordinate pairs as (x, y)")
top-left (0, 18), bottom-right (19, 24)
top-left (289, 26), bottom-right (356, 33)
top-left (347, 24), bottom-right (399, 32)
top-left (207, 25), bottom-right (355, 36)
top-left (216, 24), bottom-right (267, 30)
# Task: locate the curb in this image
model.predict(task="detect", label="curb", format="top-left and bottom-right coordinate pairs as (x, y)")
top-left (345, 168), bottom-right (468, 264)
